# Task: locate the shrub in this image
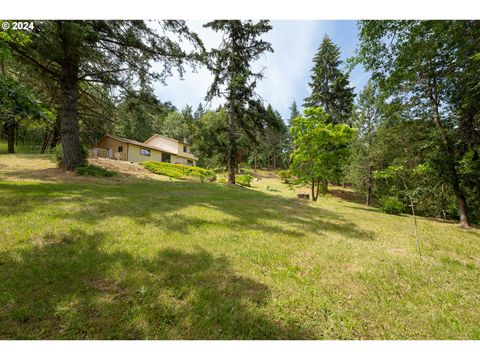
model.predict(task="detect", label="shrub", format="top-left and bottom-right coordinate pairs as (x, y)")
top-left (217, 177), bottom-right (227, 184)
top-left (141, 161), bottom-right (216, 181)
top-left (379, 196), bottom-right (405, 215)
top-left (236, 174), bottom-right (253, 187)
top-left (278, 169), bottom-right (293, 183)
top-left (55, 143), bottom-right (88, 169)
top-left (76, 164), bottom-right (118, 177)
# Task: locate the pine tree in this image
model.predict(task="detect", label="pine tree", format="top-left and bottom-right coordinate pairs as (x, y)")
top-left (204, 20), bottom-right (273, 184)
top-left (194, 103), bottom-right (205, 120)
top-left (288, 100), bottom-right (300, 124)
top-left (304, 35), bottom-right (354, 125)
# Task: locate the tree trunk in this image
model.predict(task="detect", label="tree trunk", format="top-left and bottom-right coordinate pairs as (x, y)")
top-left (58, 21), bottom-right (83, 171)
top-left (50, 113), bottom-right (62, 149)
top-left (5, 121), bottom-right (16, 154)
top-left (365, 163), bottom-right (372, 206)
top-left (427, 77), bottom-right (469, 227)
top-left (41, 131), bottom-right (51, 154)
top-left (311, 177), bottom-right (316, 201)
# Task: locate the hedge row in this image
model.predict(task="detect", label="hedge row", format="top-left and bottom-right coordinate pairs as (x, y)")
top-left (141, 161), bottom-right (216, 181)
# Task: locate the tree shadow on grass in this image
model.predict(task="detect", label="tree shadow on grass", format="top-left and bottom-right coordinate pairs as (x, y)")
top-left (0, 180), bottom-right (374, 242)
top-left (0, 229), bottom-right (312, 339)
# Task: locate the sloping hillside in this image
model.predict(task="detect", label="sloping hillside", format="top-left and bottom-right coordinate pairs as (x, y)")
top-left (0, 154), bottom-right (479, 339)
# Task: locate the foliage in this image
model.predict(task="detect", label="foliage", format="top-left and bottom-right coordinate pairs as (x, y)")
top-left (161, 110), bottom-right (192, 143)
top-left (304, 35), bottom-right (354, 125)
top-left (345, 81), bottom-right (385, 205)
top-left (236, 174), bottom-right (253, 187)
top-left (0, 75), bottom-right (53, 153)
top-left (141, 161), bottom-right (216, 181)
top-left (356, 20), bottom-right (480, 226)
top-left (277, 169), bottom-right (293, 183)
top-left (191, 110), bottom-right (229, 169)
top-left (115, 88), bottom-right (176, 143)
top-left (379, 196), bottom-right (405, 215)
top-left (76, 164), bottom-right (118, 177)
top-left (290, 107), bottom-right (356, 201)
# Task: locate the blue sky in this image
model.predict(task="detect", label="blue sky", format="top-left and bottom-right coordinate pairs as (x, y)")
top-left (153, 20), bottom-right (369, 120)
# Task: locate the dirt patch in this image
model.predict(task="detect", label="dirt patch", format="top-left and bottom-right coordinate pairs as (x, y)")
top-left (330, 188), bottom-right (365, 204)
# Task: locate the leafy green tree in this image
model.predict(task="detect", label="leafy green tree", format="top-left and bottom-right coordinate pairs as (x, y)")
top-left (191, 110), bottom-right (229, 169)
top-left (0, 75), bottom-right (53, 153)
top-left (204, 20), bottom-right (273, 184)
top-left (356, 20), bottom-right (480, 227)
top-left (162, 111), bottom-right (191, 142)
top-left (2, 20), bottom-right (202, 170)
top-left (116, 86), bottom-right (174, 142)
top-left (290, 107), bottom-right (356, 201)
top-left (304, 35), bottom-right (355, 125)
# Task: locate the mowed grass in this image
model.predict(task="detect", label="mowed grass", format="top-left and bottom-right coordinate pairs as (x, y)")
top-left (0, 154), bottom-right (479, 339)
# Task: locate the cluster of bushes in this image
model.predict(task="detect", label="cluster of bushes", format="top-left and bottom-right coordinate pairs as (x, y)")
top-left (236, 174), bottom-right (253, 187)
top-left (277, 169), bottom-right (293, 183)
top-left (379, 196), bottom-right (405, 215)
top-left (77, 165), bottom-right (118, 177)
top-left (141, 161), bottom-right (216, 181)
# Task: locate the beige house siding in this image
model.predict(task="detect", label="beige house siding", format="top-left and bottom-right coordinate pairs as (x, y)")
top-left (127, 144), bottom-right (163, 163)
top-left (94, 137), bottom-right (128, 161)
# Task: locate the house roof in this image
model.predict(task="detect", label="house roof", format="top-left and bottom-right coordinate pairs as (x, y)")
top-left (144, 133), bottom-right (192, 146)
top-left (97, 134), bottom-right (198, 160)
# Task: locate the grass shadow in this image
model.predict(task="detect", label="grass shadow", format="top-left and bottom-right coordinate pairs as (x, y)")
top-left (0, 228), bottom-right (311, 339)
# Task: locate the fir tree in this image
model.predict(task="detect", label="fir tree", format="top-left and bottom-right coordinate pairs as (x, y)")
top-left (204, 20), bottom-right (273, 184)
top-left (304, 35), bottom-right (354, 125)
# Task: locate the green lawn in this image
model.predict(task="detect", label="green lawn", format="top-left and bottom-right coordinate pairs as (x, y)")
top-left (0, 153), bottom-right (479, 339)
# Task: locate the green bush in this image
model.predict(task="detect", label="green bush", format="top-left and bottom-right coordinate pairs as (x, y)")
top-left (379, 196), bottom-right (405, 215)
top-left (217, 177), bottom-right (227, 184)
top-left (141, 161), bottom-right (216, 181)
top-left (55, 143), bottom-right (88, 169)
top-left (277, 169), bottom-right (293, 183)
top-left (236, 174), bottom-right (253, 187)
top-left (76, 165), bottom-right (118, 177)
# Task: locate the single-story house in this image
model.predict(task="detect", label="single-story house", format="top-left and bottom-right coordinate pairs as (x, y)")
top-left (89, 133), bottom-right (198, 165)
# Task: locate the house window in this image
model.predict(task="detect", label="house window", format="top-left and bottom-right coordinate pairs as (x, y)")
top-left (140, 148), bottom-right (151, 156)
top-left (118, 146), bottom-right (123, 152)
top-left (183, 145), bottom-right (188, 153)
top-left (161, 153), bottom-right (171, 163)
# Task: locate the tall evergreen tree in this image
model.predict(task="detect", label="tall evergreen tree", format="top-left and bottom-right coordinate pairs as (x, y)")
top-left (304, 35), bottom-right (354, 125)
top-left (194, 103), bottom-right (206, 121)
top-left (347, 81), bottom-right (384, 206)
top-left (204, 20), bottom-right (273, 184)
top-left (288, 100), bottom-right (300, 124)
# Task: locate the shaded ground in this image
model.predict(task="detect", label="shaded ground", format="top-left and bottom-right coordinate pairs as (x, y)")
top-left (1, 154), bottom-right (479, 339)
